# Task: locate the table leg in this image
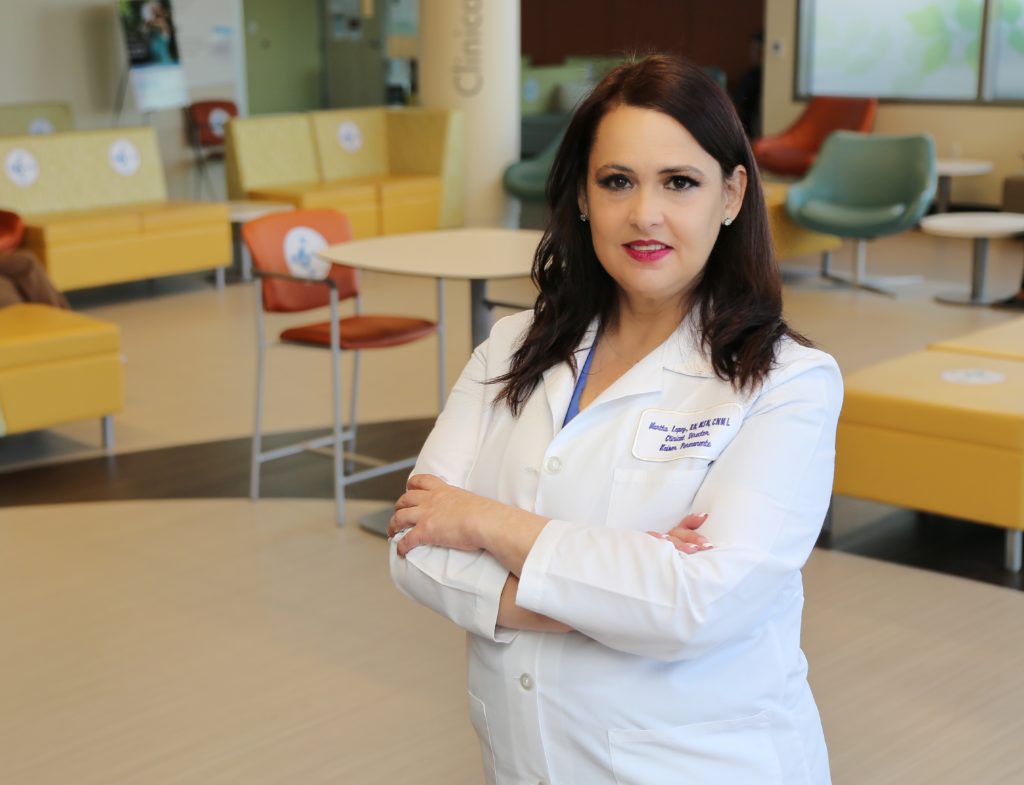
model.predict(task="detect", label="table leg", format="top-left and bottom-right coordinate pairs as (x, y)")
top-left (470, 278), bottom-right (491, 348)
top-left (936, 175), bottom-right (952, 213)
top-left (1006, 530), bottom-right (1022, 573)
top-left (935, 236), bottom-right (993, 306)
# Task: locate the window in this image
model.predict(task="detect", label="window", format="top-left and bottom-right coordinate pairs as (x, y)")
top-left (797, 0), bottom-right (1024, 103)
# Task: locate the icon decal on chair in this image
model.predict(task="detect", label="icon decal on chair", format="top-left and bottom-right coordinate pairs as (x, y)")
top-left (27, 117), bottom-right (55, 135)
top-left (108, 139), bottom-right (141, 177)
top-left (207, 107), bottom-right (231, 139)
top-left (4, 149), bottom-right (39, 188)
top-left (337, 121), bottom-right (363, 152)
top-left (283, 227), bottom-right (331, 279)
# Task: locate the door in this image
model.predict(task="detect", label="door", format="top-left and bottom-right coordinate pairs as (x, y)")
top-left (243, 0), bottom-right (323, 114)
top-left (324, 0), bottom-right (389, 107)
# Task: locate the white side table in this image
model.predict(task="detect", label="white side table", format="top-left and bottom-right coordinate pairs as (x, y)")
top-left (920, 212), bottom-right (1024, 305)
top-left (228, 201), bottom-right (294, 281)
top-left (934, 159), bottom-right (993, 213)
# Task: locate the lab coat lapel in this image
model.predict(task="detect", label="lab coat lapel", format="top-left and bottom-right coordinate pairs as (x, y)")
top-left (588, 314), bottom-right (715, 408)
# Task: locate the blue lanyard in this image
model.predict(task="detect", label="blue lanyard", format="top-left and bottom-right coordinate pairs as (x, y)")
top-left (562, 343), bottom-right (596, 427)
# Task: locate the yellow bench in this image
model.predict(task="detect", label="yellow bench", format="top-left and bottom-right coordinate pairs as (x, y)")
top-left (0, 304), bottom-right (123, 449)
top-left (835, 349), bottom-right (1024, 571)
top-left (225, 107), bottom-right (464, 239)
top-left (929, 317), bottom-right (1024, 362)
top-left (0, 128), bottom-right (231, 291)
top-left (0, 101), bottom-right (73, 136)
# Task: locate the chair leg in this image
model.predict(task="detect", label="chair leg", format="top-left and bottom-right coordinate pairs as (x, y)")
top-left (101, 415), bottom-right (115, 454)
top-left (330, 289), bottom-right (345, 527)
top-left (820, 239), bottom-right (922, 297)
top-left (250, 285), bottom-right (266, 501)
top-left (345, 349), bottom-right (361, 474)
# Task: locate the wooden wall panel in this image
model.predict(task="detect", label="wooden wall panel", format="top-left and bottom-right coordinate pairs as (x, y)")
top-left (521, 0), bottom-right (764, 91)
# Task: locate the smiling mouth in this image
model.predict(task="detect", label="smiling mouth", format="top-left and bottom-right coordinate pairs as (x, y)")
top-left (623, 241), bottom-right (672, 262)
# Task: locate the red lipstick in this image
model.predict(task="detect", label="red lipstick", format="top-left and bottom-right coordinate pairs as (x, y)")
top-left (622, 240), bottom-right (672, 262)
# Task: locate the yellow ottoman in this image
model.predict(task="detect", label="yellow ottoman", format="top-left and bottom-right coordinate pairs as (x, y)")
top-left (836, 349), bottom-right (1024, 570)
top-left (929, 318), bottom-right (1024, 362)
top-left (0, 304), bottom-right (123, 449)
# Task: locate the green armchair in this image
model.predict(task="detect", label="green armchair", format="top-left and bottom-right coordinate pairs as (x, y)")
top-left (502, 127), bottom-right (566, 206)
top-left (786, 131), bottom-right (937, 295)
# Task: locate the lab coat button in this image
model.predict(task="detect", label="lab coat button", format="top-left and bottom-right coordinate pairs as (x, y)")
top-left (519, 673), bottom-right (534, 690)
top-left (544, 457), bottom-right (562, 474)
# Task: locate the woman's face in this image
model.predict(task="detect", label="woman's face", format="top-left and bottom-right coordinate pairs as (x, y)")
top-left (580, 104), bottom-right (746, 317)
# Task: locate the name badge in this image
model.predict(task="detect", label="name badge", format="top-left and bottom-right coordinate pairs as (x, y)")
top-left (632, 404), bottom-right (742, 462)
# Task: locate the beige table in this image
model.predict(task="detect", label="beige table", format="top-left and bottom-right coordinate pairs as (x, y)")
top-left (920, 212), bottom-right (1024, 305)
top-left (935, 159), bottom-right (994, 213)
top-left (320, 227), bottom-right (542, 348)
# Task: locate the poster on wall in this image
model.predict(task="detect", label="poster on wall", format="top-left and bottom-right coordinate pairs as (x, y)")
top-left (117, 0), bottom-right (189, 112)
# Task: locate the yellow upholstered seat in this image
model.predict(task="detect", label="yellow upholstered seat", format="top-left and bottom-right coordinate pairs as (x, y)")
top-left (0, 304), bottom-right (123, 443)
top-left (226, 107), bottom-right (464, 238)
top-left (929, 318), bottom-right (1024, 362)
top-left (836, 350), bottom-right (1024, 536)
top-left (0, 128), bottom-right (230, 291)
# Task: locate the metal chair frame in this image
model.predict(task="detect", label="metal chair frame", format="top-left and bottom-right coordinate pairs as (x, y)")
top-left (250, 269), bottom-right (446, 526)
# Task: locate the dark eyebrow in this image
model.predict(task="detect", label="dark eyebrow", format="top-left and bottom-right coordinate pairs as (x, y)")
top-left (596, 163), bottom-right (706, 178)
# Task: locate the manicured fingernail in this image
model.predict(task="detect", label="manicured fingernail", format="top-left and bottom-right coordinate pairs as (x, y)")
top-left (700, 542), bottom-right (714, 549)
top-left (697, 513), bottom-right (709, 520)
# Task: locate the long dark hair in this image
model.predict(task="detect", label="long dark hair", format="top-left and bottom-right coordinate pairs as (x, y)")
top-left (494, 54), bottom-right (807, 415)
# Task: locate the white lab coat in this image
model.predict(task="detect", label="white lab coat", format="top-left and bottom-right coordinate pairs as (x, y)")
top-left (391, 310), bottom-right (842, 785)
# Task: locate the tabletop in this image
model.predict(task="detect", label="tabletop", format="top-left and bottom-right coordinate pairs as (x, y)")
top-left (935, 159), bottom-right (994, 177)
top-left (318, 228), bottom-right (543, 280)
top-left (919, 212), bottom-right (1024, 239)
top-left (228, 200), bottom-right (294, 224)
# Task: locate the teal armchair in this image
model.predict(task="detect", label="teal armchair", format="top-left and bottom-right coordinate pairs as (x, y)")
top-left (786, 131), bottom-right (937, 295)
top-left (503, 127), bottom-right (566, 205)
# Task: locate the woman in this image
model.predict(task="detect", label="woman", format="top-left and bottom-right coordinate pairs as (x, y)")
top-left (389, 54), bottom-right (841, 785)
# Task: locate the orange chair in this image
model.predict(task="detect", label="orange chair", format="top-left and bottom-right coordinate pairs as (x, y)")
top-left (0, 210), bottom-right (25, 253)
top-left (753, 96), bottom-right (878, 178)
top-left (244, 209), bottom-right (443, 526)
top-left (186, 100), bottom-right (238, 199)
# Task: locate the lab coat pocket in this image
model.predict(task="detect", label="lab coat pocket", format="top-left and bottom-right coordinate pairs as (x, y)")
top-left (467, 691), bottom-right (499, 785)
top-left (605, 465), bottom-right (708, 532)
top-left (608, 711), bottom-right (782, 785)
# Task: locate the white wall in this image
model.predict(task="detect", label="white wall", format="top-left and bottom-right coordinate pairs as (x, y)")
top-left (763, 0), bottom-right (1024, 206)
top-left (0, 0), bottom-right (245, 200)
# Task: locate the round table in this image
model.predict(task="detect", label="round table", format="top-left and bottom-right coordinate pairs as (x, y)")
top-left (920, 212), bottom-right (1024, 306)
top-left (228, 200), bottom-right (294, 281)
top-left (934, 159), bottom-right (993, 213)
top-left (319, 227), bottom-right (542, 347)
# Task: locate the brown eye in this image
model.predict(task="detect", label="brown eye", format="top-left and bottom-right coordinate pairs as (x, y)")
top-left (667, 176), bottom-right (698, 191)
top-left (598, 174), bottom-right (631, 190)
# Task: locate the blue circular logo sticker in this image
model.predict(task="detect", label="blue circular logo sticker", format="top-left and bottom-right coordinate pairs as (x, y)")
top-left (940, 368), bottom-right (1005, 385)
top-left (108, 139), bottom-right (141, 176)
top-left (208, 108), bottom-right (231, 138)
top-left (283, 227), bottom-right (330, 279)
top-left (4, 149), bottom-right (39, 187)
top-left (27, 117), bottom-right (55, 135)
top-left (337, 121), bottom-right (363, 153)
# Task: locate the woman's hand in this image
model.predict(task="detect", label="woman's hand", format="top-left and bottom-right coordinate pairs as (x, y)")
top-left (646, 512), bottom-right (712, 554)
top-left (388, 474), bottom-right (524, 558)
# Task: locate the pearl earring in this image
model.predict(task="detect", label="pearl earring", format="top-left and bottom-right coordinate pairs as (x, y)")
top-left (580, 213), bottom-right (588, 222)
top-left (722, 217), bottom-right (733, 226)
